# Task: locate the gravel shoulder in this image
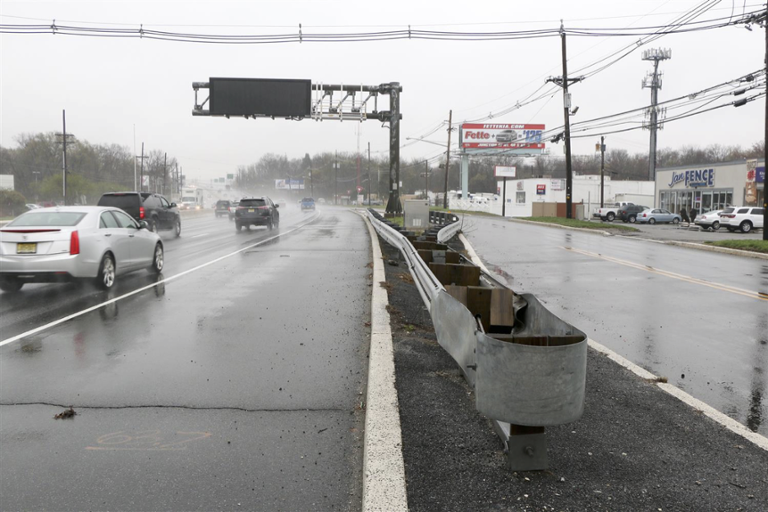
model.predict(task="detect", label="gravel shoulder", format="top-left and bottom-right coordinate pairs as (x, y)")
top-left (377, 234), bottom-right (768, 512)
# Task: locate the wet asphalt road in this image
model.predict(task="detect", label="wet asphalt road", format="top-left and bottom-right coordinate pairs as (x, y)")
top-left (0, 206), bottom-right (370, 511)
top-left (461, 214), bottom-right (768, 437)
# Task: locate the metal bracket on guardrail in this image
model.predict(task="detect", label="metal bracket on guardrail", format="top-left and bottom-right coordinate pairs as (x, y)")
top-left (366, 208), bottom-right (587, 472)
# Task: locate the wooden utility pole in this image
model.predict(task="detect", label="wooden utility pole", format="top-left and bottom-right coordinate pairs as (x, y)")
top-left (561, 26), bottom-right (574, 219)
top-left (600, 136), bottom-right (606, 208)
top-left (425, 161), bottom-right (429, 201)
top-left (764, 3), bottom-right (768, 240)
top-left (62, 110), bottom-right (69, 205)
top-left (163, 153), bottom-right (167, 195)
top-left (443, 110), bottom-right (452, 209)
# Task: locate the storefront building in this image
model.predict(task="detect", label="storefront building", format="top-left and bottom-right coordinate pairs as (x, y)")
top-left (655, 159), bottom-right (765, 215)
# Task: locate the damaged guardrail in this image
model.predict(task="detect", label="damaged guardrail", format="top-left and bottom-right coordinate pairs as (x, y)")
top-left (366, 208), bottom-right (587, 471)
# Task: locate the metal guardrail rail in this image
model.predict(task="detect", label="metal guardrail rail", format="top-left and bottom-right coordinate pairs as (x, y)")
top-left (366, 208), bottom-right (588, 471)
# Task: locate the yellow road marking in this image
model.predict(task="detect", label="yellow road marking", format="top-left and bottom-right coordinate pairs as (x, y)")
top-left (563, 246), bottom-right (768, 302)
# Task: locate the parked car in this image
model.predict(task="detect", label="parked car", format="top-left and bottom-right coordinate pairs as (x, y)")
top-left (0, 206), bottom-right (163, 293)
top-left (617, 205), bottom-right (648, 223)
top-left (214, 200), bottom-right (231, 218)
top-left (693, 210), bottom-right (723, 231)
top-left (97, 192), bottom-right (181, 237)
top-left (228, 200), bottom-right (239, 221)
top-left (636, 208), bottom-right (681, 225)
top-left (719, 206), bottom-right (765, 233)
top-left (234, 197), bottom-right (280, 231)
top-left (594, 202), bottom-right (635, 221)
top-left (300, 197), bottom-right (316, 211)
top-left (25, 203), bottom-right (41, 211)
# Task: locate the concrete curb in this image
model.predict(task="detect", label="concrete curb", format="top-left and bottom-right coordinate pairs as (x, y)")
top-left (460, 231), bottom-right (768, 453)
top-left (360, 215), bottom-right (409, 512)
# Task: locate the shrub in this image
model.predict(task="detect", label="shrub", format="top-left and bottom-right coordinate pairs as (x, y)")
top-left (0, 189), bottom-right (27, 217)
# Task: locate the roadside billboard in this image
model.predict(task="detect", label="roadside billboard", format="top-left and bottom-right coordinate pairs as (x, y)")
top-left (275, 179), bottom-right (305, 190)
top-left (461, 123), bottom-right (545, 150)
top-left (494, 166), bottom-right (516, 177)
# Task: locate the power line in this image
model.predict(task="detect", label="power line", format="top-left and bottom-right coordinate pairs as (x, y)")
top-left (0, 9), bottom-right (759, 43)
top-left (1, 4), bottom-right (764, 28)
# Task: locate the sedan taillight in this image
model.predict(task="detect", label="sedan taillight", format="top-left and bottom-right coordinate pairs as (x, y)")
top-left (70, 230), bottom-right (80, 255)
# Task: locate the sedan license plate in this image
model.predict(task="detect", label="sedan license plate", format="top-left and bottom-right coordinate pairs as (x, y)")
top-left (248, 209), bottom-right (255, 212)
top-left (17, 243), bottom-right (37, 254)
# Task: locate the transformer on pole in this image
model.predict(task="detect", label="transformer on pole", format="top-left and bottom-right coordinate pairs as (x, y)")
top-left (642, 48), bottom-right (672, 187)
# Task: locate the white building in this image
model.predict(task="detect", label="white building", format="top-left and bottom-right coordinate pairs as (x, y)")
top-left (493, 175), bottom-right (655, 218)
top-left (655, 159), bottom-right (765, 215)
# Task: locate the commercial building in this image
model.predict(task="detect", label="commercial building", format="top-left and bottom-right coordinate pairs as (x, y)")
top-left (493, 175), bottom-right (654, 218)
top-left (655, 159), bottom-right (765, 215)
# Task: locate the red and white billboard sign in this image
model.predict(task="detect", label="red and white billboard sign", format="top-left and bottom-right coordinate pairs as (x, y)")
top-left (461, 123), bottom-right (545, 149)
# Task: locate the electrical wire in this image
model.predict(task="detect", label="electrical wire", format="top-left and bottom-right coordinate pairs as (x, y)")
top-left (1, 7), bottom-right (759, 43)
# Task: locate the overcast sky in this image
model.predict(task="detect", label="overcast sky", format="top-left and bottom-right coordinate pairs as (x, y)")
top-left (1, 0), bottom-right (765, 181)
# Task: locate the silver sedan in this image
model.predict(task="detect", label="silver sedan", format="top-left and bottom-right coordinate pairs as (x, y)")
top-left (0, 206), bottom-right (164, 293)
top-left (636, 208), bottom-right (682, 225)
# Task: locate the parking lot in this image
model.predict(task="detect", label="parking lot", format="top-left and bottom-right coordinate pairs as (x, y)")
top-left (590, 218), bottom-right (765, 243)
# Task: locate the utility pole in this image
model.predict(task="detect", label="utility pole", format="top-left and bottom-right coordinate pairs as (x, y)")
top-left (425, 161), bottom-right (429, 201)
top-left (61, 110), bottom-right (68, 205)
top-left (137, 143), bottom-right (148, 192)
top-left (334, 151), bottom-right (338, 205)
top-left (547, 23), bottom-right (583, 219)
top-left (443, 110), bottom-right (452, 209)
top-left (599, 136), bottom-right (606, 207)
top-left (642, 48), bottom-right (671, 187)
top-left (163, 153), bottom-right (167, 195)
top-left (560, 24), bottom-right (574, 218)
top-left (56, 110), bottom-right (76, 205)
top-left (764, 3), bottom-right (767, 241)
top-left (368, 142), bottom-right (371, 206)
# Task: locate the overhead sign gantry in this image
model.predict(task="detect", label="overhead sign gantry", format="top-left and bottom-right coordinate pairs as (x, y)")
top-left (192, 78), bottom-right (403, 214)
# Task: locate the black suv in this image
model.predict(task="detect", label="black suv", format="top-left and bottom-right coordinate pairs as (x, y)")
top-left (215, 200), bottom-right (231, 218)
top-left (97, 192), bottom-right (181, 237)
top-left (617, 204), bottom-right (648, 223)
top-left (234, 197), bottom-right (279, 231)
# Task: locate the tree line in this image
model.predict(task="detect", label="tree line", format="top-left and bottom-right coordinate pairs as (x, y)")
top-left (1, 131), bottom-right (763, 206)
top-left (0, 132), bottom-right (179, 205)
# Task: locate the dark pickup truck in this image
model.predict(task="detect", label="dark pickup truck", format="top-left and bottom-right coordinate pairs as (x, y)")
top-left (97, 192), bottom-right (181, 237)
top-left (617, 204), bottom-right (648, 223)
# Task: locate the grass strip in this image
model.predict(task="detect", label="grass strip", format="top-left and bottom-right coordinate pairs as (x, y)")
top-left (703, 239), bottom-right (768, 254)
top-left (522, 217), bottom-right (640, 232)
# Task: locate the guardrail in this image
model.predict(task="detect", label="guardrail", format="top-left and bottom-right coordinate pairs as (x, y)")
top-left (366, 208), bottom-right (587, 471)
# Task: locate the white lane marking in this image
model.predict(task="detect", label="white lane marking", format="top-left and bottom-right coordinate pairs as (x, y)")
top-left (359, 213), bottom-right (408, 511)
top-left (461, 232), bottom-right (768, 452)
top-left (589, 338), bottom-right (768, 452)
top-left (0, 212), bottom-right (321, 349)
top-left (190, 233), bottom-right (208, 239)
